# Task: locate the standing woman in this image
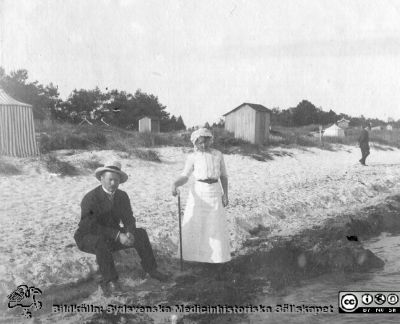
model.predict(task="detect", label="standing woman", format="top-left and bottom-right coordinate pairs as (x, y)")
top-left (172, 128), bottom-right (230, 269)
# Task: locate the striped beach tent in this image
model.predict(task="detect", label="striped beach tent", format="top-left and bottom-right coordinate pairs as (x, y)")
top-left (0, 89), bottom-right (39, 157)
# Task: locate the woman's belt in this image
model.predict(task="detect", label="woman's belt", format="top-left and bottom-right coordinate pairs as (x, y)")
top-left (197, 178), bottom-right (218, 184)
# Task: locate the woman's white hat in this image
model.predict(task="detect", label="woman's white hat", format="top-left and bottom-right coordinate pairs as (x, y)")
top-left (94, 161), bottom-right (128, 183)
top-left (190, 128), bottom-right (213, 145)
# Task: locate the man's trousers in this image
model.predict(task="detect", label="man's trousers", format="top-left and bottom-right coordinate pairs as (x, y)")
top-left (360, 146), bottom-right (370, 165)
top-left (76, 228), bottom-right (157, 282)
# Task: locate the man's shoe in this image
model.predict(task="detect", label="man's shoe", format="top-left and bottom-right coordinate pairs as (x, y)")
top-left (98, 279), bottom-right (122, 296)
top-left (99, 281), bottom-right (111, 297)
top-left (93, 273), bottom-right (105, 283)
top-left (148, 270), bottom-right (169, 282)
top-left (109, 280), bottom-right (123, 294)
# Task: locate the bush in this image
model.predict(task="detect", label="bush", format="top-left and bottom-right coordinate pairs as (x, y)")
top-left (110, 141), bottom-right (130, 152)
top-left (208, 128), bottom-right (277, 160)
top-left (38, 122), bottom-right (108, 153)
top-left (86, 132), bottom-right (107, 146)
top-left (0, 160), bottom-right (22, 175)
top-left (295, 136), bottom-right (320, 147)
top-left (65, 134), bottom-right (91, 149)
top-left (211, 128), bottom-right (249, 153)
top-left (37, 121), bottom-right (193, 153)
top-left (136, 132), bottom-right (156, 147)
top-left (79, 158), bottom-right (103, 170)
top-left (131, 148), bottom-right (161, 162)
top-left (39, 133), bottom-right (89, 152)
top-left (131, 131), bottom-right (190, 147)
top-left (153, 132), bottom-right (190, 147)
top-left (44, 154), bottom-right (79, 176)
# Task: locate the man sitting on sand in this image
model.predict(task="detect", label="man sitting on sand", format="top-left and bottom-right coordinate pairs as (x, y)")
top-left (358, 123), bottom-right (371, 166)
top-left (74, 161), bottom-right (168, 295)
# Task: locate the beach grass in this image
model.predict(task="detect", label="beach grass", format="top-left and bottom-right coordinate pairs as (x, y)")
top-left (44, 154), bottom-right (80, 176)
top-left (36, 121), bottom-right (189, 153)
top-left (35, 121), bottom-right (400, 164)
top-left (369, 129), bottom-right (400, 148)
top-left (320, 128), bottom-right (400, 148)
top-left (78, 157), bottom-right (103, 170)
top-left (268, 125), bottom-right (326, 148)
top-left (0, 159), bottom-right (22, 175)
top-left (131, 148), bottom-right (161, 162)
top-left (272, 126), bottom-right (400, 148)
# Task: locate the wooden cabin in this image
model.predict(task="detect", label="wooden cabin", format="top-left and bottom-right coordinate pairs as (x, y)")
top-left (223, 103), bottom-right (271, 144)
top-left (138, 116), bottom-right (160, 133)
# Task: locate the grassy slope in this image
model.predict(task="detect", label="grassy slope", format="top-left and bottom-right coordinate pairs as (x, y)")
top-left (35, 121), bottom-right (400, 164)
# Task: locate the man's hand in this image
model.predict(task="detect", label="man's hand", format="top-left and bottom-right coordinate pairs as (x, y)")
top-left (222, 194), bottom-right (229, 207)
top-left (119, 233), bottom-right (135, 246)
top-left (126, 232), bottom-right (135, 245)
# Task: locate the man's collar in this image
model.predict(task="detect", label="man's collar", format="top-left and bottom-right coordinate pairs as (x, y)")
top-left (102, 186), bottom-right (116, 196)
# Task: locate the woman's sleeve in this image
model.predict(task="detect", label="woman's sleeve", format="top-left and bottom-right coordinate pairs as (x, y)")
top-left (181, 154), bottom-right (194, 177)
top-left (220, 152), bottom-right (228, 177)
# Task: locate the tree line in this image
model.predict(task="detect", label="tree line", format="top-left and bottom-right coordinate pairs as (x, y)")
top-left (204, 100), bottom-right (399, 130)
top-left (0, 67), bottom-right (186, 132)
top-left (2, 67), bottom-right (398, 130)
top-left (270, 100), bottom-right (399, 128)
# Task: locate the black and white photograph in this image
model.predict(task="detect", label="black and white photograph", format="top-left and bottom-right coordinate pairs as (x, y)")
top-left (1, 0), bottom-right (400, 323)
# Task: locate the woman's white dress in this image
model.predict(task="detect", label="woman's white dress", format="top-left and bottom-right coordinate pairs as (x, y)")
top-left (180, 149), bottom-right (231, 263)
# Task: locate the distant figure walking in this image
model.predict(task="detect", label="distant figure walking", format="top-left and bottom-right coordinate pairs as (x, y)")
top-left (172, 128), bottom-right (230, 277)
top-left (358, 123), bottom-right (371, 165)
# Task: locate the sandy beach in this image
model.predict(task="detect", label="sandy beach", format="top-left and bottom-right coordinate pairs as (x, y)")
top-left (1, 144), bottom-right (400, 322)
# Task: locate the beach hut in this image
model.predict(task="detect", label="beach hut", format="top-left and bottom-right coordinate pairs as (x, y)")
top-left (0, 89), bottom-right (39, 157)
top-left (138, 116), bottom-right (160, 133)
top-left (223, 103), bottom-right (271, 144)
top-left (337, 118), bottom-right (350, 129)
top-left (323, 124), bottom-right (345, 137)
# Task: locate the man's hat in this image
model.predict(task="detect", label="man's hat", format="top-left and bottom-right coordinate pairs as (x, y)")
top-left (94, 161), bottom-right (128, 183)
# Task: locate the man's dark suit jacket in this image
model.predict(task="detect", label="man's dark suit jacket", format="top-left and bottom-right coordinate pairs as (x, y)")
top-left (358, 129), bottom-right (370, 149)
top-left (74, 185), bottom-right (136, 249)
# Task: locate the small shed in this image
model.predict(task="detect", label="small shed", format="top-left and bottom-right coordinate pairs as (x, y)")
top-left (138, 116), bottom-right (160, 133)
top-left (223, 103), bottom-right (271, 144)
top-left (337, 118), bottom-right (350, 129)
top-left (323, 124), bottom-right (345, 137)
top-left (386, 124), bottom-right (393, 131)
top-left (0, 89), bottom-right (39, 157)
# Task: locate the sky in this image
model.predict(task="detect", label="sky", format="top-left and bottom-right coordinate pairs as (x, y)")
top-left (1, 0), bottom-right (400, 126)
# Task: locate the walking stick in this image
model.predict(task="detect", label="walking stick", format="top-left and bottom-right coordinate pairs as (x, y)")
top-left (178, 191), bottom-right (183, 271)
